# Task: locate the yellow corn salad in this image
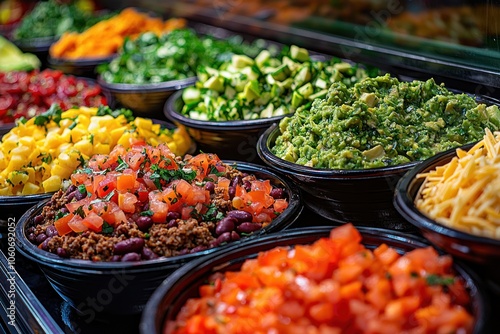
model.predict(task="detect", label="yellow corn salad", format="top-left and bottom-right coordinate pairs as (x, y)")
top-left (0, 106), bottom-right (192, 195)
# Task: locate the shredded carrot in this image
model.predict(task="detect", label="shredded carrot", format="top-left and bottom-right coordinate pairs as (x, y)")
top-left (49, 8), bottom-right (186, 59)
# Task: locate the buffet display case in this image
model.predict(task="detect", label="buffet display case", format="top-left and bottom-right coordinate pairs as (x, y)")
top-left (1, 1), bottom-right (500, 333)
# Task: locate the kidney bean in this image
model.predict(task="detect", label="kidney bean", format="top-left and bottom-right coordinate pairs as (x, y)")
top-left (227, 210), bottom-right (252, 224)
top-left (45, 225), bottom-right (58, 237)
top-left (65, 191), bottom-right (76, 202)
top-left (167, 212), bottom-right (180, 221)
top-left (40, 237), bottom-right (52, 251)
top-left (270, 188), bottom-right (284, 199)
top-left (190, 245), bottom-right (207, 254)
top-left (243, 180), bottom-right (251, 191)
top-left (27, 233), bottom-right (36, 243)
top-left (36, 233), bottom-right (47, 244)
top-left (217, 232), bottom-right (232, 245)
top-left (110, 255), bottom-right (122, 262)
top-left (59, 207), bottom-right (69, 214)
top-left (135, 216), bottom-right (153, 231)
top-left (75, 189), bottom-right (86, 201)
top-left (141, 247), bottom-right (158, 260)
top-left (231, 231), bottom-right (240, 241)
top-left (237, 222), bottom-right (262, 234)
top-left (231, 176), bottom-right (241, 188)
top-left (26, 226), bottom-right (35, 234)
top-left (209, 239), bottom-right (220, 248)
top-left (215, 217), bottom-right (236, 236)
top-left (65, 185), bottom-right (77, 194)
top-left (114, 238), bottom-right (145, 255)
top-left (178, 248), bottom-right (190, 255)
top-left (56, 247), bottom-right (69, 258)
top-left (205, 181), bottom-right (215, 193)
top-left (142, 203), bottom-right (149, 211)
top-left (228, 186), bottom-right (236, 199)
top-left (33, 214), bottom-right (44, 225)
top-left (121, 253), bottom-right (141, 262)
top-left (166, 219), bottom-right (178, 228)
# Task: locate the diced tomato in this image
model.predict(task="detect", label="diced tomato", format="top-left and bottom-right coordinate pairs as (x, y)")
top-left (273, 198), bottom-right (288, 213)
top-left (181, 206), bottom-right (194, 220)
top-left (116, 173), bottom-right (136, 192)
top-left (71, 173), bottom-right (88, 185)
top-left (118, 192), bottom-right (138, 213)
top-left (162, 187), bottom-right (182, 212)
top-left (54, 214), bottom-right (74, 236)
top-left (96, 176), bottom-right (117, 200)
top-left (81, 212), bottom-right (104, 232)
top-left (125, 152), bottom-right (145, 171)
top-left (67, 215), bottom-right (88, 233)
top-left (149, 191), bottom-right (168, 223)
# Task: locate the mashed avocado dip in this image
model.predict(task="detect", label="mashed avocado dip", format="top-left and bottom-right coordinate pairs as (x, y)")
top-left (271, 74), bottom-right (500, 169)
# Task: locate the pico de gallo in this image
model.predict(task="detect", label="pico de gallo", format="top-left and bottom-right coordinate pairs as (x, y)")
top-left (167, 224), bottom-right (474, 334)
top-left (27, 143), bottom-right (290, 261)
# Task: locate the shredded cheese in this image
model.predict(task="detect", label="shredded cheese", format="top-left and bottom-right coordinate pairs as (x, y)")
top-left (416, 128), bottom-right (500, 239)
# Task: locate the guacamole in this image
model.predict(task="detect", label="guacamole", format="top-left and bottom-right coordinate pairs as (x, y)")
top-left (271, 74), bottom-right (500, 169)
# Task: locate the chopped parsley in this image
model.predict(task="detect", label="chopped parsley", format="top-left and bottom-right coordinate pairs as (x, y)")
top-left (34, 104), bottom-right (63, 126)
top-left (77, 184), bottom-right (87, 194)
top-left (96, 105), bottom-right (134, 122)
top-left (149, 164), bottom-right (197, 190)
top-left (101, 222), bottom-right (114, 235)
top-left (140, 210), bottom-right (154, 216)
top-left (55, 210), bottom-right (69, 221)
top-left (73, 206), bottom-right (85, 218)
top-left (115, 156), bottom-right (129, 172)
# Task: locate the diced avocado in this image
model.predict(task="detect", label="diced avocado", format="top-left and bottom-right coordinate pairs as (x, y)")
top-left (486, 105), bottom-right (500, 127)
top-left (260, 103), bottom-right (274, 118)
top-left (271, 64), bottom-right (291, 81)
top-left (219, 70), bottom-right (233, 80)
top-left (294, 65), bottom-right (311, 86)
top-left (282, 56), bottom-right (300, 72)
top-left (232, 54), bottom-right (254, 69)
top-left (297, 83), bottom-right (314, 99)
top-left (280, 78), bottom-right (293, 89)
top-left (331, 68), bottom-right (343, 82)
top-left (182, 87), bottom-right (201, 105)
top-left (205, 67), bottom-right (219, 77)
top-left (315, 77), bottom-right (328, 89)
top-left (203, 76), bottom-right (225, 93)
top-left (359, 92), bottom-right (379, 108)
top-left (334, 62), bottom-right (354, 72)
top-left (266, 74), bottom-right (276, 85)
top-left (271, 84), bottom-right (282, 97)
top-left (255, 50), bottom-right (271, 68)
top-left (362, 145), bottom-right (385, 160)
top-left (290, 45), bottom-right (309, 62)
top-left (308, 89), bottom-right (328, 100)
top-left (254, 92), bottom-right (272, 106)
top-left (274, 105), bottom-right (288, 117)
top-left (243, 80), bottom-right (261, 101)
top-left (241, 66), bottom-right (259, 81)
top-left (291, 91), bottom-right (304, 109)
top-left (224, 85), bottom-right (236, 99)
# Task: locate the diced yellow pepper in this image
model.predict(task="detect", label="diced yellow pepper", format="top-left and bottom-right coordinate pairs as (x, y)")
top-left (8, 171), bottom-right (29, 186)
top-left (42, 175), bottom-right (62, 192)
top-left (22, 182), bottom-right (40, 195)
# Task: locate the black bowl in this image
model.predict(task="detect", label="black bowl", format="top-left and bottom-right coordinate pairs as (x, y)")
top-left (394, 143), bottom-right (500, 265)
top-left (48, 55), bottom-right (114, 78)
top-left (140, 225), bottom-right (489, 334)
top-left (164, 90), bottom-right (289, 163)
top-left (257, 123), bottom-right (419, 230)
top-left (15, 161), bottom-right (302, 315)
top-left (98, 76), bottom-right (197, 119)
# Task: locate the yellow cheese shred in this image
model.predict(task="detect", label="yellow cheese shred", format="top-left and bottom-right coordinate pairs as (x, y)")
top-left (416, 128), bottom-right (500, 239)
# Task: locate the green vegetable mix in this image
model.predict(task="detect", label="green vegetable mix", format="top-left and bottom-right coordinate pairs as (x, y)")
top-left (182, 45), bottom-right (378, 121)
top-left (97, 29), bottom-right (267, 84)
top-left (271, 74), bottom-right (500, 169)
top-left (13, 0), bottom-right (114, 40)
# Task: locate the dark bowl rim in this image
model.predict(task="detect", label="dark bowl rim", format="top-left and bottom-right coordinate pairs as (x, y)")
top-left (97, 76), bottom-right (197, 93)
top-left (47, 54), bottom-right (116, 66)
top-left (164, 90), bottom-right (291, 131)
top-left (15, 160), bottom-right (302, 272)
top-left (0, 191), bottom-right (53, 204)
top-left (140, 225), bottom-right (489, 334)
top-left (12, 36), bottom-right (58, 48)
top-left (394, 142), bottom-right (500, 248)
top-left (257, 123), bottom-right (420, 178)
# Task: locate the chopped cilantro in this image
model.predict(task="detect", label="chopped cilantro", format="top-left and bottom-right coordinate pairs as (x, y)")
top-left (34, 104), bottom-right (63, 126)
top-left (425, 274), bottom-right (455, 286)
top-left (73, 206), bottom-right (85, 218)
top-left (89, 134), bottom-right (94, 144)
top-left (115, 156), bottom-right (129, 172)
top-left (140, 210), bottom-right (154, 216)
top-left (209, 165), bottom-right (224, 176)
top-left (96, 105), bottom-right (134, 122)
top-left (55, 210), bottom-right (69, 221)
top-left (149, 164), bottom-right (196, 190)
top-left (101, 222), bottom-right (114, 235)
top-left (103, 190), bottom-right (116, 202)
top-left (77, 184), bottom-right (87, 194)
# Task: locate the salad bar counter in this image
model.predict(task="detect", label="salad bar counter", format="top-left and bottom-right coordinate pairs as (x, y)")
top-left (1, 1), bottom-right (500, 333)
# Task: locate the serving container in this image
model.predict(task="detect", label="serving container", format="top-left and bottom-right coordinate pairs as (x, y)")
top-left (14, 161), bottom-right (302, 315)
top-left (48, 55), bottom-right (115, 78)
top-left (394, 143), bottom-right (500, 265)
top-left (140, 225), bottom-right (489, 334)
top-left (257, 123), bottom-right (419, 230)
top-left (165, 90), bottom-right (287, 163)
top-left (98, 76), bottom-right (197, 119)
